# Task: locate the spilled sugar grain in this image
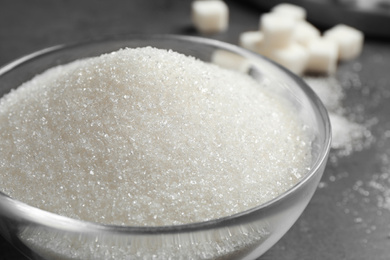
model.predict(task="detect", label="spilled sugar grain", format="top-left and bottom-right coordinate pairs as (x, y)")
top-left (0, 47), bottom-right (312, 226)
top-left (306, 72), bottom-right (390, 241)
top-left (305, 74), bottom-right (374, 196)
top-left (304, 76), bottom-right (374, 161)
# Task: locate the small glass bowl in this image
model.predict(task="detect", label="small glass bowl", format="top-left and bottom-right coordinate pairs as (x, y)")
top-left (0, 35), bottom-right (331, 260)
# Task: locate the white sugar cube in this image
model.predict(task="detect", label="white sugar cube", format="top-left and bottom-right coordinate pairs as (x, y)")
top-left (191, 0), bottom-right (229, 34)
top-left (211, 49), bottom-right (251, 73)
top-left (323, 24), bottom-right (364, 61)
top-left (305, 39), bottom-right (338, 75)
top-left (260, 13), bottom-right (296, 48)
top-left (268, 43), bottom-right (309, 75)
top-left (271, 3), bottom-right (307, 21)
top-left (239, 31), bottom-right (264, 52)
top-left (293, 20), bottom-right (321, 47)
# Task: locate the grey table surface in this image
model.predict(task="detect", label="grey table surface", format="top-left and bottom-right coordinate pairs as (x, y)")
top-left (0, 0), bottom-right (390, 259)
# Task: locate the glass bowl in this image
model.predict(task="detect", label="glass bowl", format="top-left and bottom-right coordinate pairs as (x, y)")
top-left (0, 35), bottom-right (331, 260)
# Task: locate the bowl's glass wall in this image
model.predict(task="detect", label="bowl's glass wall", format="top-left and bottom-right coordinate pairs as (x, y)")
top-left (0, 35), bottom-right (330, 260)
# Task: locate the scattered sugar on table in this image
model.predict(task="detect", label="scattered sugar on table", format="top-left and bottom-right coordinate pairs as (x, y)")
top-left (304, 76), bottom-right (373, 161)
top-left (0, 47), bottom-right (312, 226)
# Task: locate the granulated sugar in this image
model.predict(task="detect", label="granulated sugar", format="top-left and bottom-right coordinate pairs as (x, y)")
top-left (0, 47), bottom-right (311, 226)
top-left (304, 76), bottom-right (373, 160)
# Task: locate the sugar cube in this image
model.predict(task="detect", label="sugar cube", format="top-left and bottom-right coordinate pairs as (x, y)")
top-left (191, 0), bottom-right (229, 34)
top-left (211, 49), bottom-right (251, 73)
top-left (305, 38), bottom-right (338, 75)
top-left (260, 13), bottom-right (296, 48)
top-left (268, 43), bottom-right (309, 75)
top-left (293, 20), bottom-right (321, 47)
top-left (271, 3), bottom-right (307, 21)
top-left (239, 31), bottom-right (264, 52)
top-left (323, 24), bottom-right (364, 61)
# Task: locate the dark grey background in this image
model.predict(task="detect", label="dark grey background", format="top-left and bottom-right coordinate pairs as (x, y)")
top-left (1, 0), bottom-right (390, 259)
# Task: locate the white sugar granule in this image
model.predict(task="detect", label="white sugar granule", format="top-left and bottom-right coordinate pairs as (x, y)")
top-left (304, 76), bottom-right (373, 160)
top-left (0, 47), bottom-right (311, 226)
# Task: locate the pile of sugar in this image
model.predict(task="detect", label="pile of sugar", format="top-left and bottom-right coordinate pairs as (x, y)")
top-left (0, 47), bottom-right (311, 226)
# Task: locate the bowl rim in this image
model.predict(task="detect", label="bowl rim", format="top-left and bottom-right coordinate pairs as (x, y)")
top-left (0, 34), bottom-right (332, 235)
